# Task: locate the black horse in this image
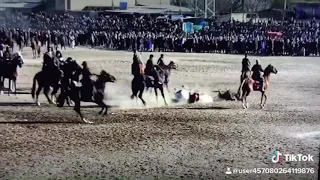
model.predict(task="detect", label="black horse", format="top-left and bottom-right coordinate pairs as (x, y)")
top-left (145, 67), bottom-right (168, 105)
top-left (131, 61), bottom-right (176, 106)
top-left (31, 59), bottom-right (77, 106)
top-left (0, 52), bottom-right (24, 95)
top-left (57, 70), bottom-right (116, 124)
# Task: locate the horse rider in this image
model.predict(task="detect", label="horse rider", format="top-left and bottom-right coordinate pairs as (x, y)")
top-left (242, 54), bottom-right (251, 73)
top-left (132, 49), bottom-right (145, 76)
top-left (157, 54), bottom-right (165, 67)
top-left (80, 61), bottom-right (94, 100)
top-left (3, 46), bottom-right (12, 61)
top-left (42, 47), bottom-right (63, 79)
top-left (251, 59), bottom-right (264, 91)
top-left (55, 50), bottom-right (64, 65)
top-left (145, 54), bottom-right (161, 85)
top-left (131, 49), bottom-right (145, 81)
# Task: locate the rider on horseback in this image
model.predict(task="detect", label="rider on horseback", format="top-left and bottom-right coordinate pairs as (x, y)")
top-left (3, 46), bottom-right (12, 61)
top-left (42, 47), bottom-right (63, 80)
top-left (132, 49), bottom-right (145, 77)
top-left (157, 54), bottom-right (165, 67)
top-left (242, 54), bottom-right (251, 73)
top-left (80, 61), bottom-right (94, 101)
top-left (56, 50), bottom-right (64, 64)
top-left (251, 59), bottom-right (264, 91)
top-left (145, 54), bottom-right (161, 85)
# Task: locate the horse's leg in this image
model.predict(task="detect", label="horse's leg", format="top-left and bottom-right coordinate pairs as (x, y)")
top-left (97, 101), bottom-right (105, 115)
top-left (138, 85), bottom-right (146, 106)
top-left (51, 85), bottom-right (60, 104)
top-left (14, 79), bottom-right (17, 95)
top-left (8, 79), bottom-right (10, 96)
top-left (35, 85), bottom-right (43, 106)
top-left (165, 82), bottom-right (170, 93)
top-left (154, 86), bottom-right (158, 101)
top-left (159, 85), bottom-right (168, 106)
top-left (261, 91), bottom-right (267, 108)
top-left (102, 100), bottom-right (109, 116)
top-left (44, 86), bottom-right (53, 104)
top-left (0, 76), bottom-right (3, 95)
top-left (74, 97), bottom-right (92, 124)
top-left (242, 90), bottom-right (247, 109)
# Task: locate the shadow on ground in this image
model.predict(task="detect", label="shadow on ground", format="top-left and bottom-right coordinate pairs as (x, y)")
top-left (0, 102), bottom-right (36, 107)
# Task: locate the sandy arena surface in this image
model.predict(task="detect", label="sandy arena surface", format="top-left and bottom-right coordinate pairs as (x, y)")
top-left (0, 46), bottom-right (319, 180)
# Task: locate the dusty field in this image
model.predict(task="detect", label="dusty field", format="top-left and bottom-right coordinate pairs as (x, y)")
top-left (0, 46), bottom-right (319, 180)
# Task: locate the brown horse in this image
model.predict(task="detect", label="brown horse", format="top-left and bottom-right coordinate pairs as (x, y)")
top-left (237, 64), bottom-right (278, 109)
top-left (240, 70), bottom-right (251, 84)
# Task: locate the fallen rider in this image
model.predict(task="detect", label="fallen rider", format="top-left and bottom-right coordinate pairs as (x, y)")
top-left (173, 86), bottom-right (213, 104)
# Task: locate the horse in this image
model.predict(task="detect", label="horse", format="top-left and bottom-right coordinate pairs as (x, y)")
top-left (0, 52), bottom-right (24, 95)
top-left (57, 70), bottom-right (116, 124)
top-left (237, 64), bottom-right (278, 109)
top-left (145, 67), bottom-right (168, 105)
top-left (158, 61), bottom-right (177, 92)
top-left (31, 59), bottom-right (75, 106)
top-left (240, 70), bottom-right (251, 85)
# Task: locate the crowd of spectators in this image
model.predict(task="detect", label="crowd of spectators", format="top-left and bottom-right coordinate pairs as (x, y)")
top-left (1, 11), bottom-right (320, 56)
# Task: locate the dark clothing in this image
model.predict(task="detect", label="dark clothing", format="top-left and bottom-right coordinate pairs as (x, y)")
top-left (81, 66), bottom-right (93, 101)
top-left (82, 66), bottom-right (92, 80)
top-left (241, 58), bottom-right (251, 72)
top-left (3, 50), bottom-right (11, 60)
top-left (251, 64), bottom-right (264, 80)
top-left (157, 58), bottom-right (165, 67)
top-left (131, 62), bottom-right (145, 82)
top-left (145, 59), bottom-right (154, 75)
top-left (251, 64), bottom-right (264, 91)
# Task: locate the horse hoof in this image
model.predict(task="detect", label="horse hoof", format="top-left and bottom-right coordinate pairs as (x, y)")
top-left (82, 118), bottom-right (93, 124)
top-left (260, 105), bottom-right (264, 109)
top-left (242, 105), bottom-right (246, 109)
top-left (37, 102), bottom-right (41, 106)
top-left (0, 91), bottom-right (3, 95)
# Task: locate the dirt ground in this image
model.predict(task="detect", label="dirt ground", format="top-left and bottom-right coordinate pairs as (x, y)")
top-left (0, 46), bottom-right (319, 180)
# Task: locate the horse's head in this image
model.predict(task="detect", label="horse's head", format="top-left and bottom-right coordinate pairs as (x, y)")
top-left (265, 64), bottom-right (278, 76)
top-left (168, 61), bottom-right (178, 70)
top-left (99, 70), bottom-right (116, 83)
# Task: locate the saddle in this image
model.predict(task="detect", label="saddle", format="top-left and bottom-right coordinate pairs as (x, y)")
top-left (253, 81), bottom-right (260, 91)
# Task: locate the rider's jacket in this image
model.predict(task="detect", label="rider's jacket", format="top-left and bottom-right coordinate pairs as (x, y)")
top-left (251, 64), bottom-right (264, 81)
top-left (157, 57), bottom-right (165, 66)
top-left (145, 59), bottom-right (154, 75)
top-left (242, 58), bottom-right (251, 72)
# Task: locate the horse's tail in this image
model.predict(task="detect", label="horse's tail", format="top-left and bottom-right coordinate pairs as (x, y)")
top-left (31, 72), bottom-right (39, 99)
top-left (237, 78), bottom-right (247, 100)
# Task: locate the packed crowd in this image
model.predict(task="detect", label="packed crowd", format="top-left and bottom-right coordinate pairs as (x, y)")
top-left (1, 11), bottom-right (320, 56)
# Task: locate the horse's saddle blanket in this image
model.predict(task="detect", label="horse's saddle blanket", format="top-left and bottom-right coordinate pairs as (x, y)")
top-left (253, 81), bottom-right (260, 90)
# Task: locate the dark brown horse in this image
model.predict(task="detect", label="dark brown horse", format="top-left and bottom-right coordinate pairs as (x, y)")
top-left (237, 64), bottom-right (278, 109)
top-left (57, 70), bottom-right (116, 124)
top-left (0, 52), bottom-right (24, 95)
